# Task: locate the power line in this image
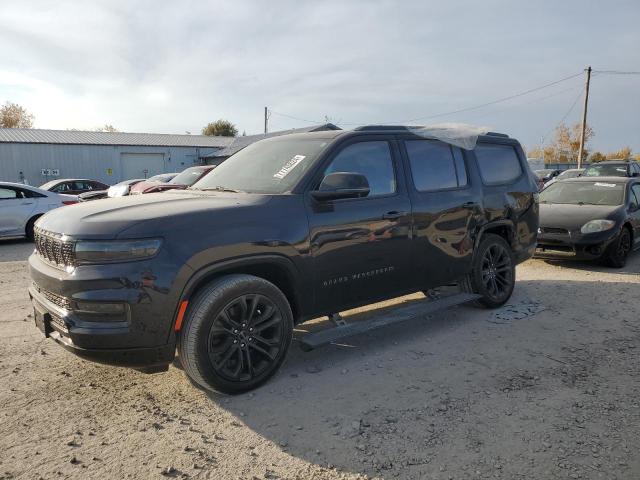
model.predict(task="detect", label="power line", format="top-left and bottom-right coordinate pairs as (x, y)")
top-left (592, 70), bottom-right (640, 75)
top-left (539, 86), bottom-right (585, 147)
top-left (397, 71), bottom-right (585, 124)
top-left (269, 110), bottom-right (322, 124)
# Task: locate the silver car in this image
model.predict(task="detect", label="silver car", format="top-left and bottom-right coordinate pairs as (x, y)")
top-left (0, 182), bottom-right (78, 240)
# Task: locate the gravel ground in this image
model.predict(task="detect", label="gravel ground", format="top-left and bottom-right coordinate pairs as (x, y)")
top-left (1, 238), bottom-right (639, 480)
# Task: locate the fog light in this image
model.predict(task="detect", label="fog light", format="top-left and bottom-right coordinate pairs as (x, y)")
top-left (75, 301), bottom-right (126, 314)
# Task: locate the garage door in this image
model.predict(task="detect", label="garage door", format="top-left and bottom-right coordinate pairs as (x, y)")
top-left (120, 153), bottom-right (165, 180)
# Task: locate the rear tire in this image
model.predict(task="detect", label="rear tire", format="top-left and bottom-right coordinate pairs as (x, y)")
top-left (461, 234), bottom-right (515, 308)
top-left (603, 227), bottom-right (631, 268)
top-left (178, 274), bottom-right (293, 394)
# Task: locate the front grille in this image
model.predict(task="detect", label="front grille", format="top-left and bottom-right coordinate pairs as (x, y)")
top-left (540, 227), bottom-right (569, 235)
top-left (32, 282), bottom-right (72, 310)
top-left (50, 312), bottom-right (69, 333)
top-left (34, 227), bottom-right (76, 269)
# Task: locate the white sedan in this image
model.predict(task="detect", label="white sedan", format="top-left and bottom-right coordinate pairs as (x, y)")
top-left (0, 182), bottom-right (78, 240)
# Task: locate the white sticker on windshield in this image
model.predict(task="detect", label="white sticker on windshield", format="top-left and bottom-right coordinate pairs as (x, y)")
top-left (594, 182), bottom-right (617, 188)
top-left (274, 155), bottom-right (306, 179)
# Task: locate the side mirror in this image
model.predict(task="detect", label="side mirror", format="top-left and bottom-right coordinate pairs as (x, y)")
top-left (311, 172), bottom-right (370, 201)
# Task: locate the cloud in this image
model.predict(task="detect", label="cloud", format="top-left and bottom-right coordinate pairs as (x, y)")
top-left (0, 0), bottom-right (639, 151)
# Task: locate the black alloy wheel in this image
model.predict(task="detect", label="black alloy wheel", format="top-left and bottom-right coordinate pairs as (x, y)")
top-left (461, 233), bottom-right (516, 308)
top-left (207, 294), bottom-right (284, 382)
top-left (178, 274), bottom-right (293, 394)
top-left (604, 228), bottom-right (631, 268)
top-left (480, 243), bottom-right (513, 301)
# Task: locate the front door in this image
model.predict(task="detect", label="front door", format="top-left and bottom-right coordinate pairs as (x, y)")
top-left (305, 137), bottom-right (413, 314)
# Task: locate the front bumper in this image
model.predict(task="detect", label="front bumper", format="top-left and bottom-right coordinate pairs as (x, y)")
top-left (534, 227), bottom-right (619, 260)
top-left (28, 252), bottom-right (180, 367)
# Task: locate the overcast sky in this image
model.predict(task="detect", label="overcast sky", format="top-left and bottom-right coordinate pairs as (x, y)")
top-left (1, 0), bottom-right (639, 152)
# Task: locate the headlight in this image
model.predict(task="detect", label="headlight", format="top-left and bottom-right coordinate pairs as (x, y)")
top-left (75, 239), bottom-right (162, 264)
top-left (107, 185), bottom-right (128, 197)
top-left (580, 219), bottom-right (616, 234)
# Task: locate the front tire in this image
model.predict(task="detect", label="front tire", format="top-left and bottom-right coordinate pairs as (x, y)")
top-left (178, 274), bottom-right (293, 394)
top-left (603, 227), bottom-right (631, 268)
top-left (25, 216), bottom-right (40, 241)
top-left (461, 234), bottom-right (515, 308)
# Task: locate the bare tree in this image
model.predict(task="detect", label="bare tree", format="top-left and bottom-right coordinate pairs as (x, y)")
top-left (0, 102), bottom-right (34, 128)
top-left (95, 124), bottom-right (119, 132)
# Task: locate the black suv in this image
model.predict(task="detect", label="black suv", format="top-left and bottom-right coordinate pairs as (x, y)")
top-left (28, 126), bottom-right (539, 393)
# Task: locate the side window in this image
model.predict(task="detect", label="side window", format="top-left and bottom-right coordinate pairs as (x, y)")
top-left (474, 144), bottom-right (523, 185)
top-left (631, 185), bottom-right (640, 207)
top-left (51, 184), bottom-right (64, 193)
top-left (0, 187), bottom-right (18, 200)
top-left (22, 188), bottom-right (46, 198)
top-left (405, 140), bottom-right (468, 191)
top-left (323, 141), bottom-right (396, 197)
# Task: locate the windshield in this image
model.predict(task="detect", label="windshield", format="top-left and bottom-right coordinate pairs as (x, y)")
top-left (583, 164), bottom-right (628, 177)
top-left (149, 173), bottom-right (176, 183)
top-left (39, 180), bottom-right (58, 189)
top-left (535, 169), bottom-right (553, 179)
top-left (193, 137), bottom-right (330, 194)
top-left (557, 169), bottom-right (582, 180)
top-left (170, 168), bottom-right (207, 186)
top-left (539, 181), bottom-right (625, 206)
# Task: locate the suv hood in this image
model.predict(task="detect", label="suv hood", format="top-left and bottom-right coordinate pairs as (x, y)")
top-left (36, 190), bottom-right (271, 238)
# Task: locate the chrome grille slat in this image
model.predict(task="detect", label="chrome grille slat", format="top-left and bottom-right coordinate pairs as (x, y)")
top-left (32, 282), bottom-right (72, 310)
top-left (33, 227), bottom-right (76, 269)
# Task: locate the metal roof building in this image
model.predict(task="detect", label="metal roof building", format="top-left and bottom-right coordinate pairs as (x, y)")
top-left (0, 124), bottom-right (340, 186)
top-left (201, 123), bottom-right (340, 162)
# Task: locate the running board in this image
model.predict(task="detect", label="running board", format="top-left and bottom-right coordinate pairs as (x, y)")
top-left (299, 292), bottom-right (481, 351)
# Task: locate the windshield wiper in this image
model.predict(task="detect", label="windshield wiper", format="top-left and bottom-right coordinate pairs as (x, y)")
top-left (198, 186), bottom-right (245, 193)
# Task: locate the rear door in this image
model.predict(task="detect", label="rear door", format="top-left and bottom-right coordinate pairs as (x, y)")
top-left (400, 137), bottom-right (482, 288)
top-left (305, 136), bottom-right (413, 313)
top-left (0, 187), bottom-right (36, 236)
top-left (630, 183), bottom-right (640, 247)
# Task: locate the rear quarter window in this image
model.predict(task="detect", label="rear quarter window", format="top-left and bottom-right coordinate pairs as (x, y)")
top-left (474, 144), bottom-right (523, 185)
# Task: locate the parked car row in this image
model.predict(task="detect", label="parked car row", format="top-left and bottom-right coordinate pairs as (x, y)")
top-left (0, 182), bottom-right (78, 239)
top-left (1, 166), bottom-right (218, 239)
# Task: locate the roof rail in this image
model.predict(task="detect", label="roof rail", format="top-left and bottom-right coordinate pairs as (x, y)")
top-left (353, 125), bottom-right (411, 131)
top-left (484, 132), bottom-right (509, 138)
top-left (354, 125), bottom-right (510, 138)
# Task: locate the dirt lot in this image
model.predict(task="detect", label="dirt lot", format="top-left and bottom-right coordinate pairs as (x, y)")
top-left (1, 239), bottom-right (639, 480)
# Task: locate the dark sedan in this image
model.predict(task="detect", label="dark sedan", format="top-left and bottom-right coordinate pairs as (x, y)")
top-left (40, 178), bottom-right (110, 195)
top-left (536, 177), bottom-right (640, 267)
top-left (582, 160), bottom-right (640, 178)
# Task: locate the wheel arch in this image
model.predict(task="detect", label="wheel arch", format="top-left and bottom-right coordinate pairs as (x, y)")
top-left (475, 220), bottom-right (516, 251)
top-left (176, 255), bottom-right (304, 328)
top-left (25, 213), bottom-right (44, 237)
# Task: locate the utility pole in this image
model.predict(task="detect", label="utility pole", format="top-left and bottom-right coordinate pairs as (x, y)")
top-left (577, 66), bottom-right (592, 168)
top-left (264, 107), bottom-right (268, 135)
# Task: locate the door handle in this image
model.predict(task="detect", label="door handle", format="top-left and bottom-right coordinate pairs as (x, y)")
top-left (21, 202), bottom-right (34, 205)
top-left (462, 202), bottom-right (478, 209)
top-left (382, 211), bottom-right (407, 220)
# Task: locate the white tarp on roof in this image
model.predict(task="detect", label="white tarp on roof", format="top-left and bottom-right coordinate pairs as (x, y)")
top-left (408, 123), bottom-right (490, 150)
